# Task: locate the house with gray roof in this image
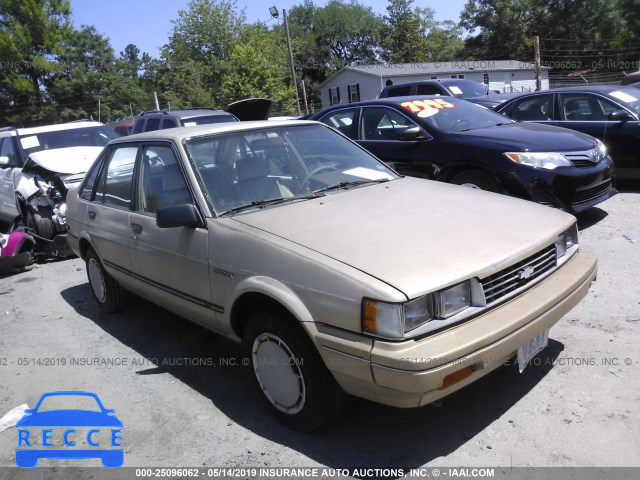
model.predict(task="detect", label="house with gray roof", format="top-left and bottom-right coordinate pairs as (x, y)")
top-left (318, 60), bottom-right (550, 109)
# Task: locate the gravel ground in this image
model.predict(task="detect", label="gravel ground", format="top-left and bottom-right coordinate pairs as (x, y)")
top-left (0, 185), bottom-right (639, 477)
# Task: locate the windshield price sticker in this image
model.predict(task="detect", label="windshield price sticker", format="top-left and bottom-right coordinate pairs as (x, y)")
top-left (400, 99), bottom-right (455, 116)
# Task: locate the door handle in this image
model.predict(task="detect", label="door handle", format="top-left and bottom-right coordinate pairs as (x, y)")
top-left (131, 223), bottom-right (142, 234)
top-left (88, 211), bottom-right (96, 219)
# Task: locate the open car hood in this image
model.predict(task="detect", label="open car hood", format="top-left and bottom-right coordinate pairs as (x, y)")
top-left (25, 146), bottom-right (103, 174)
top-left (225, 98), bottom-right (274, 121)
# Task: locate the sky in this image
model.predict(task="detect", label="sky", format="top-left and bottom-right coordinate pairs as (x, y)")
top-left (69, 0), bottom-right (468, 58)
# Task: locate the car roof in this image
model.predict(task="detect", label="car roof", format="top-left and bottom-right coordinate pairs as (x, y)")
top-left (110, 119), bottom-right (319, 144)
top-left (311, 96), bottom-right (469, 117)
top-left (140, 109), bottom-right (232, 120)
top-left (515, 85), bottom-right (636, 95)
top-left (16, 121), bottom-right (106, 135)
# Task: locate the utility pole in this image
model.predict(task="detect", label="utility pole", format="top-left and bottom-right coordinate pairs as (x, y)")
top-left (153, 91), bottom-right (160, 111)
top-left (534, 35), bottom-right (542, 91)
top-left (98, 99), bottom-right (101, 123)
top-left (283, 9), bottom-right (301, 116)
top-left (301, 79), bottom-right (309, 115)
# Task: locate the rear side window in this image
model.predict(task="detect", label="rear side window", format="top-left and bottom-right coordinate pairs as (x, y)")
top-left (94, 146), bottom-right (137, 209)
top-left (79, 156), bottom-right (103, 201)
top-left (508, 95), bottom-right (554, 121)
top-left (416, 85), bottom-right (442, 95)
top-left (132, 120), bottom-right (144, 134)
top-left (162, 119), bottom-right (178, 129)
top-left (386, 86), bottom-right (412, 97)
top-left (145, 118), bottom-right (160, 132)
top-left (319, 108), bottom-right (358, 139)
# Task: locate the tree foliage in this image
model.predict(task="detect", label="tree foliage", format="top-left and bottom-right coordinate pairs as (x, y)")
top-left (380, 0), bottom-right (426, 63)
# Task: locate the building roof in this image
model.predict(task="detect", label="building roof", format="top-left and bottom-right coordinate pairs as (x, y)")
top-left (320, 60), bottom-right (549, 87)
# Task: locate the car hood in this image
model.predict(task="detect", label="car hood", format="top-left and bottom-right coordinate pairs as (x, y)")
top-left (16, 410), bottom-right (122, 427)
top-left (451, 122), bottom-right (597, 151)
top-left (25, 146), bottom-right (103, 174)
top-left (231, 177), bottom-right (574, 299)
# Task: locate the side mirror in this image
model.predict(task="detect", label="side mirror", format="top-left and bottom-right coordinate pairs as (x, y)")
top-left (607, 110), bottom-right (633, 122)
top-left (0, 156), bottom-right (10, 167)
top-left (395, 126), bottom-right (429, 141)
top-left (156, 204), bottom-right (204, 228)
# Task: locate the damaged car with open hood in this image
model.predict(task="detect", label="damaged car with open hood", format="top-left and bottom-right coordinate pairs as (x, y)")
top-left (0, 121), bottom-right (118, 259)
top-left (65, 120), bottom-right (598, 431)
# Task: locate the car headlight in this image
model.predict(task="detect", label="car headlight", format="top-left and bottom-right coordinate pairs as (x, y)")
top-left (504, 152), bottom-right (572, 170)
top-left (362, 280), bottom-right (472, 340)
top-left (555, 224), bottom-right (579, 260)
top-left (594, 140), bottom-right (608, 162)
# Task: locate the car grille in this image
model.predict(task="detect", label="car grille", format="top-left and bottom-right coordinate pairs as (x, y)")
top-left (480, 244), bottom-right (557, 305)
top-left (572, 181), bottom-right (612, 207)
top-left (564, 151), bottom-right (598, 168)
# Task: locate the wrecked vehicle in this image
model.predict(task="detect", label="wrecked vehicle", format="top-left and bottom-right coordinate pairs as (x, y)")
top-left (0, 122), bottom-right (117, 259)
top-left (0, 229), bottom-right (35, 274)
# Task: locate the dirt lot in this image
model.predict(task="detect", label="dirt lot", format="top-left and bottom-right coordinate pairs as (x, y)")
top-left (0, 185), bottom-right (639, 476)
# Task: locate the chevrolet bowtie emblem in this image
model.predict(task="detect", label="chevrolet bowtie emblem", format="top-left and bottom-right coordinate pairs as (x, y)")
top-left (518, 266), bottom-right (535, 280)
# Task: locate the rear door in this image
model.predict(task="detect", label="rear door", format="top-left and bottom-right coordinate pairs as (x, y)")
top-left (128, 143), bottom-right (218, 330)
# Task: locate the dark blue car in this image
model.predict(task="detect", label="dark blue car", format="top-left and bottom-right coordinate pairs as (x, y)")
top-left (15, 391), bottom-right (123, 468)
top-left (309, 96), bottom-right (616, 213)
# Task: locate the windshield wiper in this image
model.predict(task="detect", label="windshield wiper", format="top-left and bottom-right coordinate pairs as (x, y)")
top-left (313, 178), bottom-right (389, 194)
top-left (220, 193), bottom-right (325, 216)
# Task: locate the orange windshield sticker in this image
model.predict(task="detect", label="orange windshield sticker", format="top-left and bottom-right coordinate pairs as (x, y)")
top-left (400, 99), bottom-right (455, 114)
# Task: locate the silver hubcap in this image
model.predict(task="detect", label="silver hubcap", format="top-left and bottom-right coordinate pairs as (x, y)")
top-left (87, 258), bottom-right (106, 303)
top-left (252, 333), bottom-right (305, 414)
top-left (460, 182), bottom-right (481, 189)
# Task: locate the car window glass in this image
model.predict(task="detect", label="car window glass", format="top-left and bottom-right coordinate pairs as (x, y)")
top-left (79, 156), bottom-right (103, 201)
top-left (190, 114), bottom-right (238, 125)
top-left (145, 118), bottom-right (160, 131)
top-left (94, 146), bottom-right (137, 209)
top-left (162, 119), bottom-right (178, 129)
top-left (509, 95), bottom-right (554, 121)
top-left (319, 109), bottom-right (358, 139)
top-left (37, 394), bottom-right (102, 412)
top-left (560, 94), bottom-right (613, 121)
top-left (361, 108), bottom-right (416, 140)
top-left (416, 85), bottom-right (441, 95)
top-left (132, 120), bottom-right (144, 134)
top-left (185, 125), bottom-right (397, 215)
top-left (0, 136), bottom-right (19, 165)
top-left (138, 145), bottom-right (192, 214)
top-left (387, 86), bottom-right (411, 97)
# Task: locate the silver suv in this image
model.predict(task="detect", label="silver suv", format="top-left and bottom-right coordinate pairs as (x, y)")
top-left (65, 120), bottom-right (597, 430)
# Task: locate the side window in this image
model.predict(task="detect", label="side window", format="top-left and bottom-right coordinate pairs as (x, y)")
top-left (145, 118), bottom-right (160, 132)
top-left (387, 85), bottom-right (411, 97)
top-left (361, 108), bottom-right (416, 141)
top-left (79, 156), bottom-right (103, 201)
top-left (416, 85), bottom-right (442, 95)
top-left (509, 95), bottom-right (554, 121)
top-left (132, 120), bottom-right (144, 134)
top-left (162, 118), bottom-right (178, 129)
top-left (0, 136), bottom-right (19, 166)
top-left (94, 146), bottom-right (137, 209)
top-left (319, 108), bottom-right (358, 139)
top-left (138, 145), bottom-right (191, 214)
top-left (348, 83), bottom-right (360, 103)
top-left (329, 87), bottom-right (341, 106)
top-left (560, 94), bottom-right (613, 121)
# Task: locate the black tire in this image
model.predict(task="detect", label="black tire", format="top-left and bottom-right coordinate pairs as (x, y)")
top-left (451, 170), bottom-right (501, 193)
top-left (31, 212), bottom-right (54, 239)
top-left (242, 312), bottom-right (346, 431)
top-left (85, 248), bottom-right (127, 313)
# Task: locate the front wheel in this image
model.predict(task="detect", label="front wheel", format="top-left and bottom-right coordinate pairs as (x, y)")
top-left (243, 312), bottom-right (345, 431)
top-left (451, 171), bottom-right (501, 193)
top-left (86, 248), bottom-right (127, 313)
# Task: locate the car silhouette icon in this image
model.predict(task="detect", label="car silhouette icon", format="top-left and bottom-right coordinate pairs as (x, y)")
top-left (15, 391), bottom-right (123, 468)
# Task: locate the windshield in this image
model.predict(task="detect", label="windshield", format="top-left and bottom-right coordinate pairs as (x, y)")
top-left (447, 80), bottom-right (490, 98)
top-left (19, 125), bottom-right (118, 155)
top-left (399, 98), bottom-right (513, 133)
top-left (185, 124), bottom-right (398, 215)
top-left (182, 114), bottom-right (238, 126)
top-left (607, 89), bottom-right (640, 116)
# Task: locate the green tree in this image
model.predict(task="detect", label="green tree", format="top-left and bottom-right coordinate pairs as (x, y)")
top-left (0, 0), bottom-right (71, 125)
top-left (162, 0), bottom-right (245, 95)
top-left (416, 8), bottom-right (464, 62)
top-left (219, 24), bottom-right (296, 113)
top-left (380, 0), bottom-right (426, 63)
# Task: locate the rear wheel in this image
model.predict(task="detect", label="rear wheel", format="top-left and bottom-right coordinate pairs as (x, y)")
top-left (451, 171), bottom-right (501, 193)
top-left (86, 248), bottom-right (127, 313)
top-left (243, 311), bottom-right (345, 431)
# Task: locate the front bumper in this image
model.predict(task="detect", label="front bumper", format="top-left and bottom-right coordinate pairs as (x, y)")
top-left (314, 249), bottom-right (597, 408)
top-left (506, 159), bottom-right (616, 213)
